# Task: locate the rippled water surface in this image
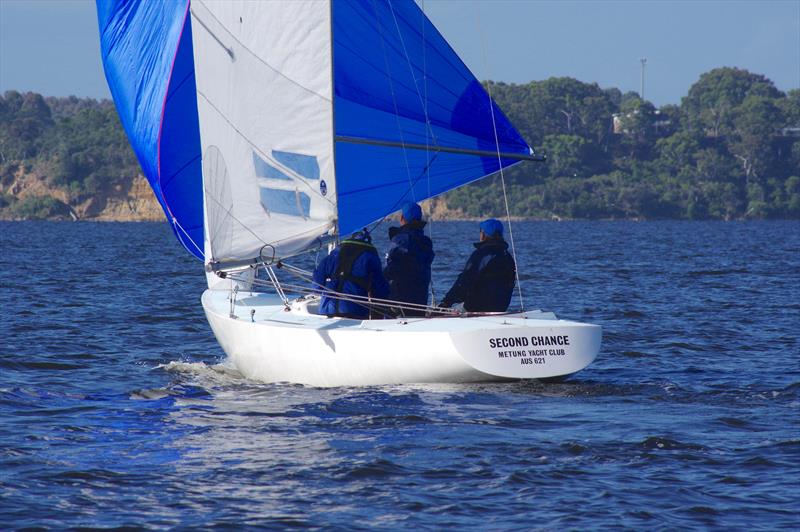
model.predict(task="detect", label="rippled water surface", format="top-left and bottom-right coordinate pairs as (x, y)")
top-left (1, 221), bottom-right (798, 529)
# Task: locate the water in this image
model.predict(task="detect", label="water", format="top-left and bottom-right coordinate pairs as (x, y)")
top-left (1, 220), bottom-right (798, 529)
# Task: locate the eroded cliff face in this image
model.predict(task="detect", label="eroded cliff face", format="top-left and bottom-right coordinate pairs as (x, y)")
top-left (0, 166), bottom-right (479, 223)
top-left (75, 176), bottom-right (163, 221)
top-left (0, 169), bottom-right (163, 221)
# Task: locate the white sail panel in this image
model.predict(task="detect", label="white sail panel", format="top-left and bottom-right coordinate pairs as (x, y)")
top-left (191, 0), bottom-right (336, 264)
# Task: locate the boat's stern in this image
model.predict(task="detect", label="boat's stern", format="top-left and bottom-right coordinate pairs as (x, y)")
top-left (450, 317), bottom-right (601, 379)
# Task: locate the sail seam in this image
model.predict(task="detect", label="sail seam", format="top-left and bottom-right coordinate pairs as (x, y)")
top-left (196, 90), bottom-right (335, 207)
top-left (191, 0), bottom-right (331, 102)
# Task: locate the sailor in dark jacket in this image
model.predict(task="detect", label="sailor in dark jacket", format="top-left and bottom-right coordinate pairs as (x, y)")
top-left (441, 219), bottom-right (516, 313)
top-left (313, 231), bottom-right (390, 319)
top-left (384, 202), bottom-right (434, 316)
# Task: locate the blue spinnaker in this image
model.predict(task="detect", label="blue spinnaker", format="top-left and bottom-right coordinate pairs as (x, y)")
top-left (333, 0), bottom-right (532, 235)
top-left (97, 0), bottom-right (203, 259)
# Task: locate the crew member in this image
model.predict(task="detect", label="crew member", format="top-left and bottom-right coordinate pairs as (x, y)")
top-left (313, 231), bottom-right (390, 319)
top-left (440, 218), bottom-right (516, 312)
top-left (384, 202), bottom-right (434, 316)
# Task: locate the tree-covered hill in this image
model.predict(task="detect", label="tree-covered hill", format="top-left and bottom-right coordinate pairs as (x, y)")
top-left (1, 67), bottom-right (798, 221)
top-left (449, 68), bottom-right (799, 219)
top-left (0, 91), bottom-right (147, 219)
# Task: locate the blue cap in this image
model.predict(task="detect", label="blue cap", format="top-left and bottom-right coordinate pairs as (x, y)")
top-left (480, 218), bottom-right (503, 237)
top-left (401, 201), bottom-right (422, 222)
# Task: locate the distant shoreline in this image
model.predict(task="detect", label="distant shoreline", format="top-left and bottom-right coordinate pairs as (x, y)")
top-left (2, 216), bottom-right (795, 223)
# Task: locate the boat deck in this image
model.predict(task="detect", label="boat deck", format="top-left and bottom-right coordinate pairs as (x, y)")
top-left (203, 289), bottom-right (596, 333)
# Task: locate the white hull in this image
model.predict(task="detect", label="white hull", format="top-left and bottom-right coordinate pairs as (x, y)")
top-left (202, 289), bottom-right (601, 387)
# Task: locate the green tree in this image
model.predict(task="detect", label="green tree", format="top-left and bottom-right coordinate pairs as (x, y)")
top-left (682, 67), bottom-right (782, 137)
top-left (655, 131), bottom-right (699, 177)
top-left (541, 134), bottom-right (591, 177)
top-left (618, 98), bottom-right (657, 158)
top-left (729, 95), bottom-right (783, 183)
top-left (776, 89), bottom-right (800, 126)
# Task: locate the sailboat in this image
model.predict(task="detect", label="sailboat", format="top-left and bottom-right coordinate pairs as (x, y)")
top-left (97, 0), bottom-right (601, 387)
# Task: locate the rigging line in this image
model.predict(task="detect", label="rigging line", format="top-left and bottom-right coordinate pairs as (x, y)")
top-left (171, 216), bottom-right (205, 259)
top-left (364, 151), bottom-right (441, 237)
top-left (386, 0), bottom-right (439, 147)
top-left (190, 1), bottom-right (331, 102)
top-left (240, 274), bottom-right (525, 318)
top-left (204, 192), bottom-right (269, 249)
top-left (476, 11), bottom-right (525, 312)
top-left (336, 136), bottom-right (542, 160)
top-left (235, 273), bottom-right (457, 316)
top-left (369, 0), bottom-right (416, 200)
top-left (196, 91), bottom-right (334, 206)
top-left (419, 0), bottom-right (437, 306)
top-left (190, 4), bottom-right (233, 58)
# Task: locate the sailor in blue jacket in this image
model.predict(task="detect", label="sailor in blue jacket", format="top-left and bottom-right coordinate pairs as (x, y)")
top-left (441, 219), bottom-right (516, 313)
top-left (383, 202), bottom-right (435, 316)
top-left (313, 231), bottom-right (390, 319)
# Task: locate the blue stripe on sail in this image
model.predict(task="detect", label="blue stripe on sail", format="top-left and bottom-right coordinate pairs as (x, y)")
top-left (97, 0), bottom-right (203, 260)
top-left (253, 152), bottom-right (293, 181)
top-left (272, 151), bottom-right (320, 180)
top-left (333, 0), bottom-right (531, 232)
top-left (260, 188), bottom-right (311, 219)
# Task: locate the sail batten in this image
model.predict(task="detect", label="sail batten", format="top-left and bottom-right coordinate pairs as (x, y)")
top-left (336, 135), bottom-right (542, 161)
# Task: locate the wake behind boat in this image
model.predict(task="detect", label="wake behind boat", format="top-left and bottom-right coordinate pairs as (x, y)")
top-left (97, 0), bottom-right (601, 386)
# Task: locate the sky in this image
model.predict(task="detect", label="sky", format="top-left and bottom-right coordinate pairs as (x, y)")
top-left (0, 0), bottom-right (798, 107)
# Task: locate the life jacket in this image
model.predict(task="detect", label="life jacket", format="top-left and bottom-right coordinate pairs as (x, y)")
top-left (332, 239), bottom-right (378, 315)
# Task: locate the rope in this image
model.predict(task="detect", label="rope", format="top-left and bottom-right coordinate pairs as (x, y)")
top-left (171, 216), bottom-right (205, 259)
top-left (227, 269), bottom-right (459, 317)
top-left (387, 0), bottom-right (439, 146)
top-left (419, 0), bottom-right (437, 307)
top-left (476, 11), bottom-right (525, 312)
top-left (229, 271), bottom-right (523, 318)
top-left (191, 1), bottom-right (330, 101)
top-left (369, 0), bottom-right (416, 201)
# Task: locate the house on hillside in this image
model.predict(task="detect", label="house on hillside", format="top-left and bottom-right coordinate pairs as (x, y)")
top-left (612, 109), bottom-right (672, 136)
